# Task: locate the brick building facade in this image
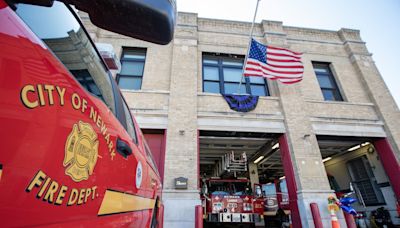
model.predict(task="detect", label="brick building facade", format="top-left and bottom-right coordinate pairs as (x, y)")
top-left (82, 12), bottom-right (400, 227)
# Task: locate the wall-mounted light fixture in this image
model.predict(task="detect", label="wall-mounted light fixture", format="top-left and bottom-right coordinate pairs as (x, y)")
top-left (367, 147), bottom-right (375, 154)
top-left (272, 143), bottom-right (279, 150)
top-left (347, 145), bottom-right (361, 152)
top-left (322, 157), bottom-right (332, 163)
top-left (253, 156), bottom-right (264, 164)
top-left (348, 142), bottom-right (370, 152)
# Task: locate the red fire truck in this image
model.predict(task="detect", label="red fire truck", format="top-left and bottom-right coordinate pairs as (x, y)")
top-left (259, 179), bottom-right (291, 227)
top-left (201, 178), bottom-right (264, 225)
top-left (260, 179), bottom-right (290, 215)
top-left (0, 0), bottom-right (175, 227)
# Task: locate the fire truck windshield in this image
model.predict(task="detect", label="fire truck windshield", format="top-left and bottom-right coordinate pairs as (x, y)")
top-left (209, 181), bottom-right (251, 196)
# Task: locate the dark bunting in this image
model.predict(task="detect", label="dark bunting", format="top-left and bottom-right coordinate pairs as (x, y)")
top-left (222, 94), bottom-right (259, 112)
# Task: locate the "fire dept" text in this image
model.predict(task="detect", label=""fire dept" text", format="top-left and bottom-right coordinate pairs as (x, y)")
top-left (26, 170), bottom-right (98, 206)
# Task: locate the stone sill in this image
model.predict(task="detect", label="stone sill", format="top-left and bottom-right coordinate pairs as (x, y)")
top-left (121, 89), bottom-right (170, 95)
top-left (305, 99), bottom-right (374, 107)
top-left (198, 92), bottom-right (280, 101)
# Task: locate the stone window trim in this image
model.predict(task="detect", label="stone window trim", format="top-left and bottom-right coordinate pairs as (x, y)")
top-left (117, 47), bottom-right (147, 90)
top-left (312, 61), bottom-right (345, 102)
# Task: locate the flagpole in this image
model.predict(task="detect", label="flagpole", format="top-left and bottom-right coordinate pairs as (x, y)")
top-left (237, 0), bottom-right (261, 94)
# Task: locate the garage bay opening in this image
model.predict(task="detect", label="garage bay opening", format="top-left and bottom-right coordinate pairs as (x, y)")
top-left (318, 136), bottom-right (400, 226)
top-left (199, 131), bottom-right (292, 228)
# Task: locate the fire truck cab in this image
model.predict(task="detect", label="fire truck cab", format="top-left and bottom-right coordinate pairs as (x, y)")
top-left (201, 178), bottom-right (264, 225)
top-left (0, 0), bottom-right (175, 227)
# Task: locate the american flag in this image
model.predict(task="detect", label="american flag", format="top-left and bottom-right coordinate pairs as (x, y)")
top-left (244, 39), bottom-right (304, 84)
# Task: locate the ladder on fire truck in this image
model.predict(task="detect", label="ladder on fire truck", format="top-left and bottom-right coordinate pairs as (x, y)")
top-left (213, 151), bottom-right (248, 177)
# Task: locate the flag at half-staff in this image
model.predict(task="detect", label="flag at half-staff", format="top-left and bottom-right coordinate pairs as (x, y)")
top-left (244, 38), bottom-right (304, 84)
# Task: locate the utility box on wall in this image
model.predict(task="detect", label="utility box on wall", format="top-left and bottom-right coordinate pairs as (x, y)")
top-left (174, 177), bottom-right (188, 189)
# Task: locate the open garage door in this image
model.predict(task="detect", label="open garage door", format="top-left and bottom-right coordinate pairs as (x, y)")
top-left (199, 131), bottom-right (297, 227)
top-left (199, 131), bottom-right (276, 179)
top-left (317, 136), bottom-right (400, 226)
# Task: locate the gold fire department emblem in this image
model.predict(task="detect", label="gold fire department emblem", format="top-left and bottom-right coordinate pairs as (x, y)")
top-left (64, 121), bottom-right (99, 182)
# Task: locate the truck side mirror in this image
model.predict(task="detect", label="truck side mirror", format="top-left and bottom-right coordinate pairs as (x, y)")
top-left (201, 180), bottom-right (208, 195)
top-left (14, 0), bottom-right (176, 44)
top-left (255, 185), bottom-right (262, 197)
top-left (63, 0), bottom-right (177, 45)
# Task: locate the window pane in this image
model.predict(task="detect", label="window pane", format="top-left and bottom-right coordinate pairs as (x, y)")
top-left (317, 75), bottom-right (334, 88)
top-left (88, 82), bottom-right (102, 97)
top-left (249, 76), bottom-right (265, 84)
top-left (144, 140), bottom-right (158, 175)
top-left (313, 62), bottom-right (343, 102)
top-left (203, 59), bottom-right (218, 64)
top-left (322, 89), bottom-right (335, 101)
top-left (120, 61), bottom-right (144, 76)
top-left (71, 69), bottom-right (104, 100)
top-left (250, 85), bottom-right (266, 96)
top-left (262, 183), bottom-right (276, 195)
top-left (280, 180), bottom-right (288, 193)
top-left (203, 66), bottom-right (219, 81)
top-left (222, 59), bottom-right (243, 67)
top-left (119, 76), bottom-right (142, 90)
top-left (16, 2), bottom-right (116, 113)
top-left (223, 68), bottom-right (243, 82)
top-left (123, 50), bottom-right (146, 60)
top-left (123, 101), bottom-right (137, 144)
top-left (15, 2), bottom-right (79, 38)
top-left (314, 68), bottom-right (329, 73)
top-left (204, 81), bottom-right (220, 93)
top-left (333, 91), bottom-right (343, 101)
top-left (224, 82), bottom-right (246, 94)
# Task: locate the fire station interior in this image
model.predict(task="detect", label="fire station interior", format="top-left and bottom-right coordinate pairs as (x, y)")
top-left (199, 130), bottom-right (289, 227)
top-left (199, 130), bottom-right (283, 181)
top-left (199, 131), bottom-right (399, 226)
top-left (317, 136), bottom-right (399, 225)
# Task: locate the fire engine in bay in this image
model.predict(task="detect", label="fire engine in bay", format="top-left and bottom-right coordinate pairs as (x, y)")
top-left (0, 0), bottom-right (176, 227)
top-left (201, 178), bottom-right (265, 226)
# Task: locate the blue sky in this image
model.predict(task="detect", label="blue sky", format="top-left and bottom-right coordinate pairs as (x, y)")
top-left (177, 0), bottom-right (400, 107)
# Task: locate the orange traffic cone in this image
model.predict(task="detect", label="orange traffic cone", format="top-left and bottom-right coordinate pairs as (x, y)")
top-left (330, 209), bottom-right (341, 228)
